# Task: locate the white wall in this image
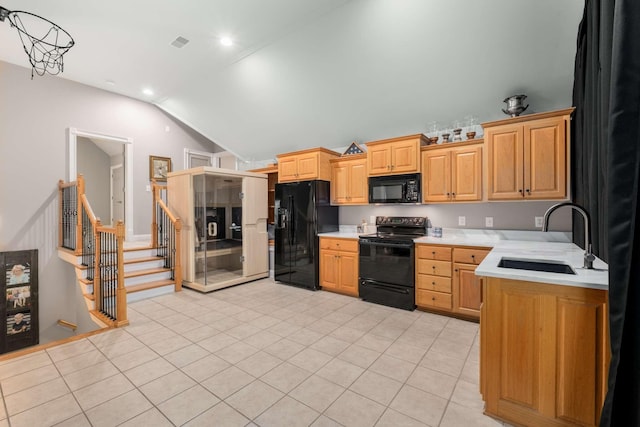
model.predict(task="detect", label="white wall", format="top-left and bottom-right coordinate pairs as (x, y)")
top-left (77, 137), bottom-right (111, 224)
top-left (0, 60), bottom-right (223, 344)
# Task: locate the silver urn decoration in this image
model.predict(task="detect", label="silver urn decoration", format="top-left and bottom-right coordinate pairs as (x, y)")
top-left (502, 94), bottom-right (529, 117)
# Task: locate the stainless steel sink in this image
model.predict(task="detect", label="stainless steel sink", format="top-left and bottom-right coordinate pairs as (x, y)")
top-left (497, 257), bottom-right (576, 275)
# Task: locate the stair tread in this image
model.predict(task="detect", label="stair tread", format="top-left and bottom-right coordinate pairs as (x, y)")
top-left (126, 279), bottom-right (175, 293)
top-left (124, 256), bottom-right (163, 265)
top-left (124, 267), bottom-right (170, 278)
top-left (124, 245), bottom-right (153, 253)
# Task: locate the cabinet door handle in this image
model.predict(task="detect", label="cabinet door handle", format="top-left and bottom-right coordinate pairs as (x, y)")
top-left (519, 189), bottom-right (523, 193)
top-left (454, 268), bottom-right (459, 272)
top-left (525, 189), bottom-right (530, 194)
top-left (432, 297), bottom-right (436, 301)
top-left (432, 251), bottom-right (436, 255)
top-left (432, 281), bottom-right (436, 286)
top-left (452, 192), bottom-right (456, 197)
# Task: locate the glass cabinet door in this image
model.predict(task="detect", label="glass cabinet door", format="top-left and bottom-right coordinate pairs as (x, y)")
top-left (193, 174), bottom-right (243, 287)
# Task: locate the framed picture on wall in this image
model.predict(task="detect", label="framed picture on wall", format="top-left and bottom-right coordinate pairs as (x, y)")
top-left (150, 155), bottom-right (172, 182)
top-left (1, 249), bottom-right (38, 353)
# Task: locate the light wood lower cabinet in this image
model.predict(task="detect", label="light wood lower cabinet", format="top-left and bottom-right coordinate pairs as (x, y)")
top-left (319, 237), bottom-right (358, 297)
top-left (452, 248), bottom-right (489, 318)
top-left (480, 277), bottom-right (609, 427)
top-left (416, 245), bottom-right (453, 311)
top-left (416, 244), bottom-right (489, 320)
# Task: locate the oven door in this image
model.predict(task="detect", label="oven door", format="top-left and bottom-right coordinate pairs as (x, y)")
top-left (358, 239), bottom-right (414, 286)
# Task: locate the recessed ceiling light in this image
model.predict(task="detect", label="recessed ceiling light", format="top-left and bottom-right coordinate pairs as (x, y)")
top-left (142, 88), bottom-right (154, 96)
top-left (220, 36), bottom-right (233, 47)
top-left (105, 79), bottom-right (116, 86)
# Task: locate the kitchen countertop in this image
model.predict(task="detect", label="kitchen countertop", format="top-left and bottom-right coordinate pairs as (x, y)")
top-left (319, 228), bottom-right (608, 290)
top-left (319, 228), bottom-right (572, 248)
top-left (475, 241), bottom-right (608, 290)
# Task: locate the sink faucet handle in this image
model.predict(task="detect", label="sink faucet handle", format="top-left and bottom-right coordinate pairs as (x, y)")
top-left (584, 243), bottom-right (596, 269)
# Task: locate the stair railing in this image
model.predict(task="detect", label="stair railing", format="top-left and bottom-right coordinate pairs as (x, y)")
top-left (95, 220), bottom-right (128, 326)
top-left (151, 180), bottom-right (182, 291)
top-left (58, 174), bottom-right (128, 327)
top-left (58, 178), bottom-right (79, 251)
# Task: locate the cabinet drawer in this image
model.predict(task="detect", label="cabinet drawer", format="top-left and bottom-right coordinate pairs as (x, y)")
top-left (417, 245), bottom-right (452, 261)
top-left (417, 259), bottom-right (452, 277)
top-left (416, 274), bottom-right (452, 293)
top-left (320, 238), bottom-right (358, 252)
top-left (417, 289), bottom-right (452, 310)
top-left (453, 248), bottom-right (490, 265)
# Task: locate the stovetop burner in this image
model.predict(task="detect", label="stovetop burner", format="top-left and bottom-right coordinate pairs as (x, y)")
top-left (360, 232), bottom-right (417, 241)
top-left (359, 216), bottom-right (428, 242)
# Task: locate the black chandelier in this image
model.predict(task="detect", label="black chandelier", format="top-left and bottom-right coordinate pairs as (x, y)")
top-left (0, 6), bottom-right (75, 78)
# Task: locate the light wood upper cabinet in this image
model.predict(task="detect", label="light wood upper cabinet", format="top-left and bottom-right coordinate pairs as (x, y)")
top-left (330, 155), bottom-right (368, 205)
top-left (277, 148), bottom-right (340, 183)
top-left (422, 141), bottom-right (482, 203)
top-left (483, 108), bottom-right (573, 200)
top-left (480, 277), bottom-right (609, 427)
top-left (366, 134), bottom-right (428, 176)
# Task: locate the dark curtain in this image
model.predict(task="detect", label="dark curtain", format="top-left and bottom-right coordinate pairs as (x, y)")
top-left (573, 0), bottom-right (640, 425)
top-left (600, 0), bottom-right (640, 425)
top-left (571, 0), bottom-right (613, 259)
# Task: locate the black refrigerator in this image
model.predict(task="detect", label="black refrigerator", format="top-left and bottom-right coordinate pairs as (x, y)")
top-left (274, 180), bottom-right (339, 290)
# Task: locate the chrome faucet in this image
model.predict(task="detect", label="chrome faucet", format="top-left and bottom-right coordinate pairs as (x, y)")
top-left (542, 202), bottom-right (596, 269)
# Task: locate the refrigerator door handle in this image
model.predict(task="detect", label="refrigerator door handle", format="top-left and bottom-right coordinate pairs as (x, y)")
top-left (289, 195), bottom-right (295, 246)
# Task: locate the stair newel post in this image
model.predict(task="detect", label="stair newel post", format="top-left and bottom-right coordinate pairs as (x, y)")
top-left (174, 217), bottom-right (182, 292)
top-left (75, 174), bottom-right (86, 256)
top-left (151, 179), bottom-right (158, 249)
top-left (115, 220), bottom-right (129, 326)
top-left (58, 179), bottom-right (64, 248)
top-left (93, 218), bottom-right (102, 309)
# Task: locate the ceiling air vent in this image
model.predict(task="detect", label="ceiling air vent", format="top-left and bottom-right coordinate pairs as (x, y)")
top-left (171, 36), bottom-right (189, 48)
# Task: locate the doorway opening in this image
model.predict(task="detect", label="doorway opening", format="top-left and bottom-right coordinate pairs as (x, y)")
top-left (67, 128), bottom-right (134, 238)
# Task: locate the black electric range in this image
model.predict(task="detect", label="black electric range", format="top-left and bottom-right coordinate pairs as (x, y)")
top-left (358, 216), bottom-right (427, 310)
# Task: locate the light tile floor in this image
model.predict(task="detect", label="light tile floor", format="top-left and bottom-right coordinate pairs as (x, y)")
top-left (0, 279), bottom-right (513, 427)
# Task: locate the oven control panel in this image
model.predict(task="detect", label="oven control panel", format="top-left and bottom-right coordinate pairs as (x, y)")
top-left (375, 216), bottom-right (427, 227)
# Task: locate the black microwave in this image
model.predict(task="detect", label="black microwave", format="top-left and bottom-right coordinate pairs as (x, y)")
top-left (369, 173), bottom-right (421, 204)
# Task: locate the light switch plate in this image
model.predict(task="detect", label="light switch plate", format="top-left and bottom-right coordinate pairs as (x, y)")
top-left (458, 216), bottom-right (466, 226)
top-left (370, 215), bottom-right (377, 225)
top-left (535, 216), bottom-right (544, 228)
top-left (145, 185), bottom-right (151, 192)
top-left (485, 217), bottom-right (494, 227)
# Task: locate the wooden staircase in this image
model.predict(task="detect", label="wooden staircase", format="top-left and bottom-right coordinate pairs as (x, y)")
top-left (58, 175), bottom-right (182, 329)
top-left (76, 245), bottom-right (176, 307)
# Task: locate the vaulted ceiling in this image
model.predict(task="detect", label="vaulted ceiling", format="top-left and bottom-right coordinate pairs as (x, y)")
top-left (0, 0), bottom-right (584, 162)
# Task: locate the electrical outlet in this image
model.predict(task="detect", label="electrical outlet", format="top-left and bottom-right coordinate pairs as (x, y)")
top-left (485, 217), bottom-right (494, 227)
top-left (370, 215), bottom-right (377, 225)
top-left (458, 216), bottom-right (466, 226)
top-left (535, 216), bottom-right (544, 228)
